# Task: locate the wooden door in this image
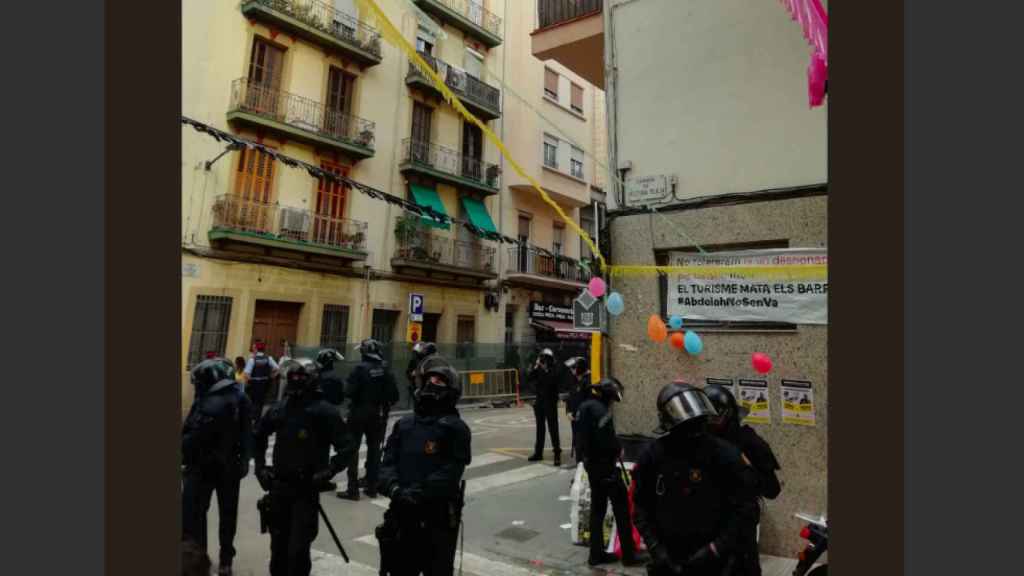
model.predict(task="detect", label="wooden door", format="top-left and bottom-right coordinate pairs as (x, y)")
top-left (325, 67), bottom-right (355, 139)
top-left (461, 121), bottom-right (483, 181)
top-left (246, 38), bottom-right (284, 116)
top-left (312, 162), bottom-right (350, 248)
top-left (230, 147), bottom-right (277, 233)
top-left (411, 102), bottom-right (433, 163)
top-left (251, 300), bottom-right (302, 360)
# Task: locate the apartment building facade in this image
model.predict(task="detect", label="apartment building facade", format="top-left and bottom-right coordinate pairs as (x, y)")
top-left (181, 0), bottom-right (605, 409)
top-left (532, 0), bottom-right (827, 557)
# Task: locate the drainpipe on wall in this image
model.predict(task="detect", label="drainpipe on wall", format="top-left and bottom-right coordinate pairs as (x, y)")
top-left (601, 0), bottom-right (618, 381)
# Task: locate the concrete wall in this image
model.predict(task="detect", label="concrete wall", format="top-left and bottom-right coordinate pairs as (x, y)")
top-left (608, 195), bottom-right (827, 557)
top-left (609, 0), bottom-right (827, 203)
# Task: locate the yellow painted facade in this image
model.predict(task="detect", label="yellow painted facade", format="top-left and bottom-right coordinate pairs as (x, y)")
top-left (181, 0), bottom-right (605, 411)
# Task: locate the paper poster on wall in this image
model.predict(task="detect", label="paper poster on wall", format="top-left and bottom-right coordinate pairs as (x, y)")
top-left (737, 379), bottom-right (770, 424)
top-left (781, 379), bottom-right (816, 426)
top-left (705, 378), bottom-right (735, 399)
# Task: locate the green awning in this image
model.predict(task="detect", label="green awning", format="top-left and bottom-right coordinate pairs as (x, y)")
top-left (410, 184), bottom-right (450, 230)
top-left (460, 196), bottom-right (498, 234)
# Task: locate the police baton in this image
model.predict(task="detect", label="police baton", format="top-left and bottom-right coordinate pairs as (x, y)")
top-left (317, 502), bottom-right (350, 563)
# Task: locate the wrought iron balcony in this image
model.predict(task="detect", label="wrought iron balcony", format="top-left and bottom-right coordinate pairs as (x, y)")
top-left (399, 138), bottom-right (501, 195)
top-left (537, 0), bottom-right (603, 30)
top-left (209, 194), bottom-right (369, 260)
top-left (413, 0), bottom-right (502, 47)
top-left (406, 51), bottom-right (502, 121)
top-left (240, 0), bottom-right (383, 66)
top-left (506, 246), bottom-right (592, 288)
top-left (393, 227), bottom-right (497, 278)
top-left (227, 78), bottom-right (375, 159)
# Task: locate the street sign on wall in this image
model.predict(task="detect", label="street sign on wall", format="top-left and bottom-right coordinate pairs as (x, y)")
top-left (409, 293), bottom-right (424, 322)
top-left (624, 174), bottom-right (671, 207)
top-left (572, 290), bottom-right (605, 332)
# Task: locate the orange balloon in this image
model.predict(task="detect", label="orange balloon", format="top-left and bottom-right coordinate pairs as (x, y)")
top-left (670, 331), bottom-right (685, 350)
top-left (648, 315), bottom-right (668, 343)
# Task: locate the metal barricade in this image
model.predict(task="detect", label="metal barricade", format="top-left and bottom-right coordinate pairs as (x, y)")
top-left (459, 368), bottom-right (521, 407)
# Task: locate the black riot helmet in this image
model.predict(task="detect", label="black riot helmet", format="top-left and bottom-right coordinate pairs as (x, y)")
top-left (593, 377), bottom-right (624, 403)
top-left (358, 338), bottom-right (384, 362)
top-left (537, 348), bottom-right (555, 368)
top-left (281, 358), bottom-right (320, 396)
top-left (412, 341), bottom-right (438, 360)
top-left (316, 348), bottom-right (345, 372)
top-left (191, 358), bottom-right (234, 397)
top-left (414, 356), bottom-right (462, 414)
top-left (654, 382), bottom-right (718, 437)
top-left (704, 383), bottom-right (747, 434)
top-left (565, 356), bottom-right (588, 379)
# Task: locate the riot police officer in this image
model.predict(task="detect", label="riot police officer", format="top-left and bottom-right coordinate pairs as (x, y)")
top-left (633, 383), bottom-right (761, 576)
top-left (182, 358), bottom-right (253, 576)
top-left (252, 358), bottom-right (356, 576)
top-left (405, 341), bottom-right (438, 395)
top-left (376, 356), bottom-right (471, 576)
top-left (575, 378), bottom-right (647, 567)
top-left (527, 348), bottom-right (562, 466)
top-left (338, 339), bottom-right (399, 500)
top-left (705, 383), bottom-right (782, 576)
top-left (244, 340), bottom-right (279, 425)
top-left (315, 348), bottom-right (346, 406)
top-left (563, 356), bottom-right (589, 461)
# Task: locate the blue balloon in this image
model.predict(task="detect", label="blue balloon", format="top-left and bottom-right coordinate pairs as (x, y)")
top-left (606, 292), bottom-right (625, 316)
top-left (669, 315), bottom-right (684, 330)
top-left (684, 331), bottom-right (703, 355)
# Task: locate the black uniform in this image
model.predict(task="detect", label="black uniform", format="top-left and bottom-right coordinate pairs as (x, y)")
top-left (247, 353), bottom-right (275, 424)
top-left (527, 361), bottom-right (562, 460)
top-left (345, 360), bottom-right (399, 492)
top-left (376, 411), bottom-right (471, 575)
top-left (565, 370), bottom-right (588, 459)
top-left (575, 396), bottom-right (637, 563)
top-left (633, 435), bottom-right (760, 576)
top-left (719, 424), bottom-right (781, 576)
top-left (253, 390), bottom-right (356, 576)
top-left (181, 379), bottom-right (252, 569)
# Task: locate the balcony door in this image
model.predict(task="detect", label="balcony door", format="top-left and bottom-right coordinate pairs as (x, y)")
top-left (517, 213), bottom-right (531, 273)
top-left (325, 67), bottom-right (355, 140)
top-left (228, 146), bottom-right (277, 234)
top-left (245, 38), bottom-right (284, 117)
top-left (411, 102), bottom-right (433, 164)
top-left (461, 121), bottom-right (483, 182)
top-left (312, 162), bottom-right (350, 248)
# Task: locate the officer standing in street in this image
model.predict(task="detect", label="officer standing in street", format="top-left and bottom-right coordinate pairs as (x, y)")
top-left (705, 383), bottom-right (782, 576)
top-left (244, 340), bottom-right (279, 426)
top-left (633, 383), bottom-right (761, 576)
top-left (338, 339), bottom-right (399, 501)
top-left (182, 358), bottom-right (252, 576)
top-left (252, 358), bottom-right (357, 576)
top-left (527, 348), bottom-right (562, 466)
top-left (376, 356), bottom-right (471, 576)
top-left (315, 348), bottom-right (346, 407)
top-left (575, 377), bottom-right (648, 567)
top-left (563, 356), bottom-right (589, 462)
top-left (405, 341), bottom-right (438, 396)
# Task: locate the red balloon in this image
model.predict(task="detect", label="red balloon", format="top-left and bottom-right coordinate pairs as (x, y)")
top-left (752, 352), bottom-right (773, 374)
top-left (670, 331), bottom-right (685, 350)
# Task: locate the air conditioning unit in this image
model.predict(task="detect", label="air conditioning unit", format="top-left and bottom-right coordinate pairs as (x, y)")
top-left (279, 208), bottom-right (311, 240)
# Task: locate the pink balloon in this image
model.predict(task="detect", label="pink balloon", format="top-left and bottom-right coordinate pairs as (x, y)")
top-left (588, 277), bottom-right (607, 298)
top-left (752, 352), bottom-right (773, 374)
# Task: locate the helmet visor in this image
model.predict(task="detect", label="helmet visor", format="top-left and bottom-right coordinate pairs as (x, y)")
top-left (663, 390), bottom-right (718, 426)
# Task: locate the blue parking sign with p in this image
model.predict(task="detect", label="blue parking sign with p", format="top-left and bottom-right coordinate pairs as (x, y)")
top-left (410, 293), bottom-right (424, 322)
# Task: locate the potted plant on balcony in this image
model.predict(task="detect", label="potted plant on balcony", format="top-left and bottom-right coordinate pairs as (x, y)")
top-left (394, 214), bottom-right (426, 259)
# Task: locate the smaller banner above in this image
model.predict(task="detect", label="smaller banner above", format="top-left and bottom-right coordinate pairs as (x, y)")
top-left (667, 248), bottom-right (827, 325)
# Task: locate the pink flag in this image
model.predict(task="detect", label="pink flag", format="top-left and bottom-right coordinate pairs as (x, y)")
top-left (781, 0), bottom-right (829, 107)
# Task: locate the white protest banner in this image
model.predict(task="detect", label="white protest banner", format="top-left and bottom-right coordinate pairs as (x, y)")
top-left (666, 248), bottom-right (828, 325)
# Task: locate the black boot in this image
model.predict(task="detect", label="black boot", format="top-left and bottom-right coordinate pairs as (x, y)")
top-left (553, 453), bottom-right (562, 467)
top-left (622, 550), bottom-right (650, 566)
top-left (336, 486), bottom-right (360, 501)
top-left (528, 453), bottom-right (543, 462)
top-left (588, 552), bottom-right (618, 566)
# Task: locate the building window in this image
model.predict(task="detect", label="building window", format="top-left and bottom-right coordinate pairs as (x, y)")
top-left (543, 134), bottom-right (559, 169)
top-left (544, 68), bottom-right (559, 100)
top-left (570, 146), bottom-right (584, 179)
top-left (553, 223), bottom-right (565, 256)
top-left (571, 83), bottom-right (584, 114)
top-left (416, 25), bottom-right (435, 55)
top-left (464, 47), bottom-right (485, 80)
top-left (456, 316), bottom-right (476, 359)
top-left (320, 304), bottom-right (350, 351)
top-left (187, 295), bottom-right (233, 368)
top-left (371, 309), bottom-right (400, 345)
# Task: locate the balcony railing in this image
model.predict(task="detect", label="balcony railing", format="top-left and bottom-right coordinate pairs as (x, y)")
top-left (537, 0), bottom-right (603, 30)
top-left (243, 0), bottom-right (382, 59)
top-left (211, 194), bottom-right (368, 254)
top-left (395, 228), bottom-right (496, 274)
top-left (507, 246), bottom-right (592, 284)
top-left (408, 52), bottom-right (501, 117)
top-left (401, 138), bottom-right (501, 190)
top-left (229, 78), bottom-right (375, 151)
top-left (418, 0), bottom-right (502, 40)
